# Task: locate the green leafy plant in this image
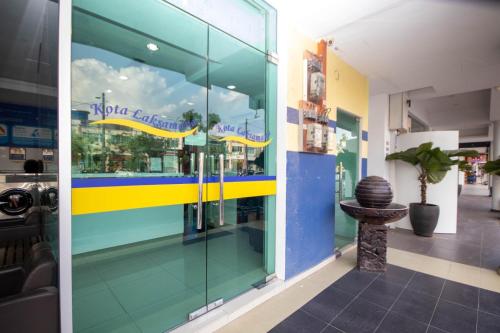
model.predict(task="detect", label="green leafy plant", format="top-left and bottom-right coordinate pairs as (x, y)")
top-left (386, 142), bottom-right (478, 204)
top-left (483, 158), bottom-right (500, 176)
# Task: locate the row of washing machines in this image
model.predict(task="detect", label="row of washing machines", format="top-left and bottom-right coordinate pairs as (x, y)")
top-left (0, 173), bottom-right (58, 243)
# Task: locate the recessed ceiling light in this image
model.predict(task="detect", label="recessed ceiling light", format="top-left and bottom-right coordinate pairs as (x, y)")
top-left (119, 75), bottom-right (128, 80)
top-left (106, 89), bottom-right (112, 93)
top-left (227, 85), bottom-right (236, 90)
top-left (146, 43), bottom-right (159, 51)
top-left (187, 102), bottom-right (194, 106)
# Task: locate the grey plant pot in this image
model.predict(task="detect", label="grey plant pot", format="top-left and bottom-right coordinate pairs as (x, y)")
top-left (409, 203), bottom-right (440, 237)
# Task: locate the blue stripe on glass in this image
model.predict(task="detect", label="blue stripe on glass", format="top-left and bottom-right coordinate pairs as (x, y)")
top-left (72, 175), bottom-right (276, 188)
top-left (328, 120), bottom-right (336, 129)
top-left (362, 158), bottom-right (368, 178)
top-left (287, 107), bottom-right (299, 125)
top-left (362, 131), bottom-right (368, 141)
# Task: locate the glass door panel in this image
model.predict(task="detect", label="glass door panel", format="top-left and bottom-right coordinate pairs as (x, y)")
top-left (71, 1), bottom-right (209, 332)
top-left (206, 27), bottom-right (270, 303)
top-left (335, 110), bottom-right (360, 249)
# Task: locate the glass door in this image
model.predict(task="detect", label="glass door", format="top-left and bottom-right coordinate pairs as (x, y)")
top-left (205, 27), bottom-right (273, 304)
top-left (70, 1), bottom-right (276, 332)
top-left (71, 1), bottom-right (210, 332)
top-left (335, 110), bottom-right (360, 249)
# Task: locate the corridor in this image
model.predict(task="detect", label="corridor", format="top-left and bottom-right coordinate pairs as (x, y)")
top-left (217, 187), bottom-right (500, 333)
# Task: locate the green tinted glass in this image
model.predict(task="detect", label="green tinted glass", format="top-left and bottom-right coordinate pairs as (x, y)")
top-left (335, 110), bottom-right (360, 249)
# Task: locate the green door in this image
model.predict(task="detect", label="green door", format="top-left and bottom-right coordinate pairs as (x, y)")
top-left (335, 110), bottom-right (360, 249)
top-left (70, 1), bottom-right (276, 332)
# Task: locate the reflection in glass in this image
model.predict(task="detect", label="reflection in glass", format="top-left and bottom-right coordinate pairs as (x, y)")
top-left (71, 1), bottom-right (276, 332)
top-left (335, 110), bottom-right (360, 249)
top-left (0, 0), bottom-right (59, 331)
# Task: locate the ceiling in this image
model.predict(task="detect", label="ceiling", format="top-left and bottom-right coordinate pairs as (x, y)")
top-left (287, 0), bottom-right (500, 138)
top-left (410, 89), bottom-right (491, 138)
top-left (288, 0), bottom-right (500, 98)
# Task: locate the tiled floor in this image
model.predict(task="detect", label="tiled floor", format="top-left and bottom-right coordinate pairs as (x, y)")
top-left (388, 190), bottom-right (500, 271)
top-left (269, 265), bottom-right (500, 333)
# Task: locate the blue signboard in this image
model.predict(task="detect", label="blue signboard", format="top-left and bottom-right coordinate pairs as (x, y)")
top-left (0, 103), bottom-right (57, 148)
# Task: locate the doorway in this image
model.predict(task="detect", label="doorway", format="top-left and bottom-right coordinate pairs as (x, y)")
top-left (70, 1), bottom-right (277, 332)
top-left (335, 110), bottom-right (360, 249)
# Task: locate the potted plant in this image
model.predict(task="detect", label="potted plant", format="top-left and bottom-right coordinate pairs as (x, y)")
top-left (386, 142), bottom-right (478, 237)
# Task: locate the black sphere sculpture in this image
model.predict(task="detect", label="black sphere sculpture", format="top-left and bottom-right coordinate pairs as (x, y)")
top-left (355, 176), bottom-right (393, 208)
top-left (340, 176), bottom-right (408, 272)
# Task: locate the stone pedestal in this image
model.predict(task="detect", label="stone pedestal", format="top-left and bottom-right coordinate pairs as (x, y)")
top-left (357, 222), bottom-right (388, 272)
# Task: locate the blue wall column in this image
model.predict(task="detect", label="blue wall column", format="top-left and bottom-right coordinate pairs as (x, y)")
top-left (285, 151), bottom-right (336, 279)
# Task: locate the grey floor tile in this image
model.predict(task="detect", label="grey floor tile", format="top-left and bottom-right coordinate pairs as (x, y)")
top-left (321, 325), bottom-right (344, 333)
top-left (331, 269), bottom-right (378, 296)
top-left (269, 309), bottom-right (328, 333)
top-left (479, 289), bottom-right (500, 317)
top-left (407, 272), bottom-right (445, 297)
top-left (391, 288), bottom-right (439, 323)
top-left (358, 279), bottom-right (404, 309)
top-left (427, 326), bottom-right (450, 333)
top-left (330, 298), bottom-right (387, 333)
top-left (375, 311), bottom-right (428, 333)
top-left (477, 311), bottom-right (500, 333)
top-left (376, 264), bottom-right (414, 286)
top-left (440, 280), bottom-right (479, 309)
top-left (430, 300), bottom-right (478, 333)
top-left (302, 286), bottom-right (353, 323)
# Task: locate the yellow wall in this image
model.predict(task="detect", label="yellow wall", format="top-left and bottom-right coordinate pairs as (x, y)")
top-left (286, 25), bottom-right (369, 157)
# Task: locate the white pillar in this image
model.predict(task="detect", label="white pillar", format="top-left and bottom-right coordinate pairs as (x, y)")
top-left (491, 120), bottom-right (500, 211)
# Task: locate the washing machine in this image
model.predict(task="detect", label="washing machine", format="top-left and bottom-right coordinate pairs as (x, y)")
top-left (0, 173), bottom-right (57, 242)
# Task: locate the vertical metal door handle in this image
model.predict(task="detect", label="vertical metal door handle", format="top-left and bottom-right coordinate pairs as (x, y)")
top-left (219, 154), bottom-right (224, 226)
top-left (197, 152), bottom-right (204, 230)
top-left (338, 162), bottom-right (343, 201)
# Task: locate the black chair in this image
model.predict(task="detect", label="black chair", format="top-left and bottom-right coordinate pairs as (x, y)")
top-left (0, 242), bottom-right (59, 333)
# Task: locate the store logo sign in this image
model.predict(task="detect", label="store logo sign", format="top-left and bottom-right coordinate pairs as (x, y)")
top-left (89, 103), bottom-right (198, 139)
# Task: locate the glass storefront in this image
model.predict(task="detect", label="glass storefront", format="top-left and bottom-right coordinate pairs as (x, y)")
top-left (0, 1), bottom-right (60, 332)
top-left (70, 1), bottom-right (277, 332)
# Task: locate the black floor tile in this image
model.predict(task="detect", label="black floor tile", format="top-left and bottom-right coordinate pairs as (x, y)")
top-left (391, 288), bottom-right (439, 323)
top-left (440, 280), bottom-right (479, 309)
top-left (301, 286), bottom-right (352, 323)
top-left (479, 289), bottom-right (500, 317)
top-left (407, 272), bottom-right (445, 297)
top-left (331, 269), bottom-right (378, 296)
top-left (358, 279), bottom-right (403, 309)
top-left (330, 298), bottom-right (387, 333)
top-left (430, 300), bottom-right (478, 333)
top-left (269, 309), bottom-right (328, 333)
top-left (375, 311), bottom-right (428, 333)
top-left (376, 264), bottom-right (414, 286)
top-left (477, 311), bottom-right (500, 333)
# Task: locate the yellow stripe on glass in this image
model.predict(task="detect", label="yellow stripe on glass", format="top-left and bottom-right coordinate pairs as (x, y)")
top-left (72, 180), bottom-right (276, 215)
top-left (218, 136), bottom-right (272, 148)
top-left (90, 119), bottom-right (198, 139)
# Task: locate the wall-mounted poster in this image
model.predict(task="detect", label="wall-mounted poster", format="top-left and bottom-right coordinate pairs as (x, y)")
top-left (9, 147), bottom-right (26, 160)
